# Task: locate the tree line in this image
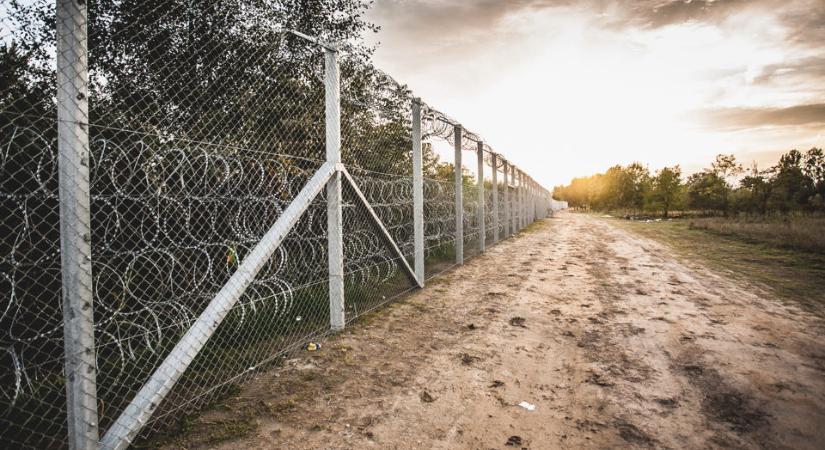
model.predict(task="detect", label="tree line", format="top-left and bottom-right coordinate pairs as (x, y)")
top-left (553, 148), bottom-right (825, 217)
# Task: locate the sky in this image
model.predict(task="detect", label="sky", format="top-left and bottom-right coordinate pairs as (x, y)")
top-left (364, 0), bottom-right (825, 187)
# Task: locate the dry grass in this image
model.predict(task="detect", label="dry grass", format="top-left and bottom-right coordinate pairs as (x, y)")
top-left (611, 216), bottom-right (825, 315)
top-left (687, 216), bottom-right (825, 254)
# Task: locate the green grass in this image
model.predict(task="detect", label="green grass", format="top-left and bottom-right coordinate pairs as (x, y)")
top-left (610, 217), bottom-right (825, 315)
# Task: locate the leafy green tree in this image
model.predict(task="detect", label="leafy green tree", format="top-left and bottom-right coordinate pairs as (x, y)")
top-left (708, 154), bottom-right (742, 215)
top-left (711, 154), bottom-right (743, 182)
top-left (623, 163), bottom-right (651, 213)
top-left (804, 148), bottom-right (825, 209)
top-left (647, 166), bottom-right (682, 218)
top-left (739, 163), bottom-right (772, 215)
top-left (769, 150), bottom-right (814, 212)
top-left (686, 171), bottom-right (726, 213)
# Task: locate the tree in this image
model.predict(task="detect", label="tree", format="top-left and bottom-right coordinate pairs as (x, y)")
top-left (686, 171), bottom-right (726, 213)
top-left (647, 166), bottom-right (682, 218)
top-left (623, 163), bottom-right (651, 213)
top-left (708, 154), bottom-right (742, 215)
top-left (804, 148), bottom-right (825, 209)
top-left (769, 149), bottom-right (815, 212)
top-left (739, 163), bottom-right (772, 215)
top-left (711, 154), bottom-right (744, 182)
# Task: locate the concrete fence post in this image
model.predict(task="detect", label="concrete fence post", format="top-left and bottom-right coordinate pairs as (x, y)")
top-left (516, 171), bottom-right (522, 229)
top-left (502, 159), bottom-right (509, 237)
top-left (539, 186), bottom-right (544, 219)
top-left (526, 175), bottom-right (531, 225)
top-left (454, 125), bottom-right (463, 264)
top-left (530, 179), bottom-right (535, 223)
top-left (517, 170), bottom-right (522, 230)
top-left (477, 141), bottom-right (485, 253)
top-left (520, 171), bottom-right (526, 229)
top-left (511, 165), bottom-right (517, 233)
top-left (526, 178), bottom-right (530, 224)
top-left (491, 153), bottom-right (499, 243)
top-left (521, 173), bottom-right (530, 227)
top-left (524, 178), bottom-right (533, 225)
top-left (528, 179), bottom-right (532, 223)
top-left (56, 1), bottom-right (99, 448)
top-left (521, 172), bottom-right (525, 228)
top-left (525, 177), bottom-right (530, 225)
top-left (412, 98), bottom-right (425, 285)
top-left (325, 47), bottom-right (344, 331)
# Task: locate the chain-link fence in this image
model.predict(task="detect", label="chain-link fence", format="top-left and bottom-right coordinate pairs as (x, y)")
top-left (1, 1), bottom-right (562, 448)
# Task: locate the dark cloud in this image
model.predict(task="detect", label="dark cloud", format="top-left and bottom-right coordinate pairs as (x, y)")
top-left (700, 104), bottom-right (825, 130)
top-left (617, 0), bottom-right (825, 48)
top-left (367, 0), bottom-right (563, 43)
top-left (619, 0), bottom-right (753, 28)
top-left (369, 0), bottom-right (825, 47)
top-left (780, 5), bottom-right (825, 47)
top-left (751, 56), bottom-right (825, 88)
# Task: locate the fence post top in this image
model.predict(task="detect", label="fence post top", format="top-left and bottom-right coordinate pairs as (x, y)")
top-left (284, 28), bottom-right (339, 52)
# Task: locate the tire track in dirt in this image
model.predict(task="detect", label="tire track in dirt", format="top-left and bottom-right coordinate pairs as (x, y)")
top-left (165, 212), bottom-right (825, 450)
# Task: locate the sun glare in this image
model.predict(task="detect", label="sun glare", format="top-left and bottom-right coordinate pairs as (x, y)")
top-left (374, 4), bottom-right (821, 186)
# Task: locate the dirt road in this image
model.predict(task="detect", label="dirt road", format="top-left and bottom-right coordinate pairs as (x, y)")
top-left (178, 212), bottom-right (825, 449)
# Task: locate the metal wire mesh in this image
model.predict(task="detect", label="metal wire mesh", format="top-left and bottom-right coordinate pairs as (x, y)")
top-left (1, 2), bottom-right (554, 448)
top-left (422, 177), bottom-right (458, 277)
top-left (84, 2), bottom-right (333, 443)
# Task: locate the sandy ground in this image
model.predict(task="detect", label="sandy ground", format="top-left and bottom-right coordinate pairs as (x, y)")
top-left (178, 212), bottom-right (825, 450)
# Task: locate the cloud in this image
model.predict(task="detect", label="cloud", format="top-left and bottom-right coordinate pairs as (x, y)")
top-left (618, 0), bottom-right (754, 28)
top-left (699, 104), bottom-right (825, 130)
top-left (366, 0), bottom-right (563, 47)
top-left (751, 56), bottom-right (825, 87)
top-left (365, 0), bottom-right (824, 185)
top-left (368, 1), bottom-right (825, 50)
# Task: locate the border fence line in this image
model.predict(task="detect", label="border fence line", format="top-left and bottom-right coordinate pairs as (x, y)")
top-left (1, 2), bottom-right (565, 448)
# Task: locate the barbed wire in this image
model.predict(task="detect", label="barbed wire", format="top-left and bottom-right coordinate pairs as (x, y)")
top-left (1, 2), bottom-right (553, 447)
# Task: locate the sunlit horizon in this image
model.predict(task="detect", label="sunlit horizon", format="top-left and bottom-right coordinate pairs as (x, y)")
top-left (366, 0), bottom-right (824, 187)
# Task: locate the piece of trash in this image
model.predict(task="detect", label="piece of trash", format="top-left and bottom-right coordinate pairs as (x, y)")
top-left (295, 316), bottom-right (302, 322)
top-left (305, 342), bottom-right (321, 351)
top-left (226, 244), bottom-right (238, 268)
top-left (420, 391), bottom-right (436, 403)
top-left (505, 435), bottom-right (523, 446)
top-left (509, 316), bottom-right (526, 327)
top-left (518, 401), bottom-right (536, 411)
top-left (489, 380), bottom-right (505, 388)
